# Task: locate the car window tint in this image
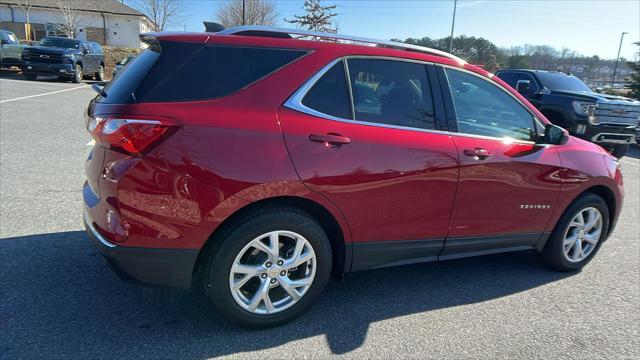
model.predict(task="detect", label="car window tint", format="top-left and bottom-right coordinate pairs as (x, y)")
top-left (301, 61), bottom-right (352, 119)
top-left (347, 59), bottom-right (435, 130)
top-left (142, 44), bottom-right (307, 102)
top-left (444, 68), bottom-right (537, 141)
top-left (496, 72), bottom-right (517, 88)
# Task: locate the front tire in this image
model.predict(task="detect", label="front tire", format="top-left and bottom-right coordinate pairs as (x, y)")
top-left (95, 65), bottom-right (105, 81)
top-left (203, 209), bottom-right (332, 328)
top-left (540, 193), bottom-right (609, 271)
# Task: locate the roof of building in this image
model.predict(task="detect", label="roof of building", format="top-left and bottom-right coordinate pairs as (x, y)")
top-left (0, 0), bottom-right (144, 17)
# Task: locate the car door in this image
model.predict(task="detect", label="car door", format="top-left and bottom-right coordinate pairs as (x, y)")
top-left (438, 66), bottom-right (564, 259)
top-left (279, 58), bottom-right (460, 270)
top-left (82, 43), bottom-right (96, 72)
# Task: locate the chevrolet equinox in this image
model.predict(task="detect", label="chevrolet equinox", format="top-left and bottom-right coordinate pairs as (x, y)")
top-left (84, 26), bottom-right (624, 328)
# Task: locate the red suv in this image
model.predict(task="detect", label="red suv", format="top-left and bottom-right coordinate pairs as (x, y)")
top-left (84, 26), bottom-right (624, 328)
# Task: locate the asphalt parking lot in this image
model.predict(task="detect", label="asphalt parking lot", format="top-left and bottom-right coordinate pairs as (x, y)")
top-left (1, 72), bottom-right (639, 359)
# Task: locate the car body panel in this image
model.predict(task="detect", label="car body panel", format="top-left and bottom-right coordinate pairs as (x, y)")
top-left (82, 31), bottom-right (624, 288)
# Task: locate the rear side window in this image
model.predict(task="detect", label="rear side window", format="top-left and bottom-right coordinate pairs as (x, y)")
top-left (347, 59), bottom-right (435, 130)
top-left (100, 41), bottom-right (307, 104)
top-left (143, 44), bottom-right (307, 102)
top-left (301, 61), bottom-right (352, 119)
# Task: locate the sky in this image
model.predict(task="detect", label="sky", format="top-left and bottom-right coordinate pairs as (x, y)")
top-left (141, 0), bottom-right (639, 60)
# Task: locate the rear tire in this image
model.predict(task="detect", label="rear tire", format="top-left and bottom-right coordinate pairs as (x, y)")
top-left (95, 65), bottom-right (104, 81)
top-left (72, 64), bottom-right (82, 83)
top-left (609, 144), bottom-right (629, 159)
top-left (202, 209), bottom-right (332, 328)
top-left (540, 193), bottom-right (609, 272)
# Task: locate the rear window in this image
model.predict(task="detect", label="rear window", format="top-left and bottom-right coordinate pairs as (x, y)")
top-left (99, 41), bottom-right (307, 104)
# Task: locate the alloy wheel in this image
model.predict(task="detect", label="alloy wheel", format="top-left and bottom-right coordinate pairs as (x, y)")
top-left (229, 230), bottom-right (316, 315)
top-left (562, 207), bottom-right (603, 263)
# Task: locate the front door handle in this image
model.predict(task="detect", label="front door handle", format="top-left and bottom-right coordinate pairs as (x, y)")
top-left (309, 133), bottom-right (351, 147)
top-left (463, 148), bottom-right (492, 160)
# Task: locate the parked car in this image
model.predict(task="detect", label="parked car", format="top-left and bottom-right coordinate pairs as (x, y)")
top-left (495, 69), bottom-right (640, 158)
top-left (21, 36), bottom-right (104, 83)
top-left (0, 30), bottom-right (24, 68)
top-left (84, 26), bottom-right (624, 328)
top-left (112, 55), bottom-right (135, 79)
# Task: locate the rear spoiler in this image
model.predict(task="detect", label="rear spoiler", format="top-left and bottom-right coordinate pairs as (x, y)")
top-left (203, 22), bottom-right (226, 33)
top-left (139, 34), bottom-right (161, 52)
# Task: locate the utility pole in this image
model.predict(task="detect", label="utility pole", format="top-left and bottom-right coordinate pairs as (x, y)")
top-left (448, 0), bottom-right (457, 53)
top-left (611, 31), bottom-right (628, 87)
top-left (242, 0), bottom-right (246, 26)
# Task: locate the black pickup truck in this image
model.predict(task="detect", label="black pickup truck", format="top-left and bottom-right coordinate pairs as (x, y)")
top-left (496, 69), bottom-right (640, 158)
top-left (21, 36), bottom-right (105, 83)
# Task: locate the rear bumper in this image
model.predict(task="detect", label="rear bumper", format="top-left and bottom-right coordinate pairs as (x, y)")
top-left (83, 210), bottom-right (199, 288)
top-left (21, 61), bottom-right (75, 76)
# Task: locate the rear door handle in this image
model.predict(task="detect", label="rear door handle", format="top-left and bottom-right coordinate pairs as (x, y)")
top-left (463, 148), bottom-right (492, 160)
top-left (309, 133), bottom-right (351, 147)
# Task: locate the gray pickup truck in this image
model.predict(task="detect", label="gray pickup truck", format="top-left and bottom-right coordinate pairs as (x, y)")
top-left (0, 30), bottom-right (24, 68)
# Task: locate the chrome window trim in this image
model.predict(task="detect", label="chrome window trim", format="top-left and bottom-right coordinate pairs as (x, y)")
top-left (440, 65), bottom-right (546, 136)
top-left (283, 56), bottom-right (538, 145)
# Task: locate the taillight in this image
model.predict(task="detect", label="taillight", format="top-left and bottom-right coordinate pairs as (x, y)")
top-left (87, 116), bottom-right (179, 155)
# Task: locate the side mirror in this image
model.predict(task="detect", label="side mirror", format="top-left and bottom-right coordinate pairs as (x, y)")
top-left (515, 79), bottom-right (532, 95)
top-left (538, 123), bottom-right (569, 145)
top-left (595, 87), bottom-right (603, 94)
top-left (82, 48), bottom-right (89, 54)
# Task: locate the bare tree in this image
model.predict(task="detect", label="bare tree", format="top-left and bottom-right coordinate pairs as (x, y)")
top-left (55, 0), bottom-right (84, 38)
top-left (285, 0), bottom-right (337, 33)
top-left (216, 0), bottom-right (278, 27)
top-left (136, 0), bottom-right (183, 32)
top-left (15, 0), bottom-right (33, 40)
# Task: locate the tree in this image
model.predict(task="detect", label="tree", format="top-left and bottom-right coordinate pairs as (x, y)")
top-left (216, 0), bottom-right (278, 27)
top-left (15, 0), bottom-right (33, 41)
top-left (285, 0), bottom-right (337, 33)
top-left (627, 42), bottom-right (640, 100)
top-left (136, 0), bottom-right (183, 32)
top-left (55, 0), bottom-right (84, 38)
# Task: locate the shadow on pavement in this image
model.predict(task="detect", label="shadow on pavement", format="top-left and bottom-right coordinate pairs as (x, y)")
top-left (0, 231), bottom-right (574, 358)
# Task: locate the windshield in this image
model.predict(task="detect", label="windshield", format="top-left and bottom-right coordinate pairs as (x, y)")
top-left (536, 72), bottom-right (593, 93)
top-left (37, 37), bottom-right (80, 50)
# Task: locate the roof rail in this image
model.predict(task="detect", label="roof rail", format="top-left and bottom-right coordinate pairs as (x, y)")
top-left (216, 26), bottom-right (466, 65)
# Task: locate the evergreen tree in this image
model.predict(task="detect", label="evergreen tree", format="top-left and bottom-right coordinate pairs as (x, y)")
top-left (627, 42), bottom-right (640, 100)
top-left (285, 0), bottom-right (337, 33)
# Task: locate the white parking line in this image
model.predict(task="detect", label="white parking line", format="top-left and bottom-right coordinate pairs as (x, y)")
top-left (0, 77), bottom-right (82, 87)
top-left (0, 85), bottom-right (90, 104)
top-left (620, 160), bottom-right (639, 167)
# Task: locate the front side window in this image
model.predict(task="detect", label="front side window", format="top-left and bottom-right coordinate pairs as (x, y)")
top-left (347, 59), bottom-right (435, 130)
top-left (445, 68), bottom-right (537, 141)
top-left (301, 61), bottom-right (352, 119)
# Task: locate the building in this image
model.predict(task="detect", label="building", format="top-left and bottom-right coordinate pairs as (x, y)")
top-left (0, 0), bottom-right (152, 48)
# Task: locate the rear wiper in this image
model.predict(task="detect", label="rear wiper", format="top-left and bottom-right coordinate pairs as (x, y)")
top-left (91, 83), bottom-right (107, 98)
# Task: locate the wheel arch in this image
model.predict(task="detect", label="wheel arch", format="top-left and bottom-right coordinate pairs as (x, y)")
top-left (582, 185), bottom-right (617, 236)
top-left (193, 195), bottom-right (349, 288)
